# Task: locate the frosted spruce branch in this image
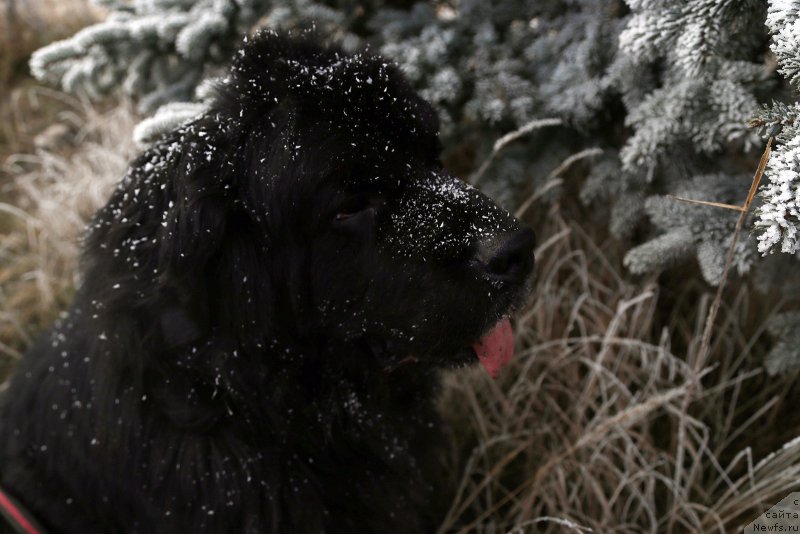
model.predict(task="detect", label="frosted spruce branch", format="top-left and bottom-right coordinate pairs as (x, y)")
top-left (29, 0), bottom-right (272, 112)
top-left (753, 0), bottom-right (800, 255)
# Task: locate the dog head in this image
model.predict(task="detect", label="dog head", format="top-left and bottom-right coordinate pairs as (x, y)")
top-left (90, 32), bottom-right (535, 377)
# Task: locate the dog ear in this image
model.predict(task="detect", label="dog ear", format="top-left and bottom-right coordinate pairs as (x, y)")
top-left (155, 117), bottom-right (238, 280)
top-left (85, 113), bottom-right (242, 299)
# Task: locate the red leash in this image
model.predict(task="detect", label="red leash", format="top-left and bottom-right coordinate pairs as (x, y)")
top-left (0, 487), bottom-right (46, 534)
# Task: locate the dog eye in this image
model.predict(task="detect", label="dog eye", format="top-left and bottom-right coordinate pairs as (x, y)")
top-left (332, 196), bottom-right (382, 225)
top-left (335, 209), bottom-right (366, 221)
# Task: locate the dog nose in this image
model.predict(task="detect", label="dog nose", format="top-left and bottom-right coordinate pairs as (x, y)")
top-left (483, 227), bottom-right (536, 283)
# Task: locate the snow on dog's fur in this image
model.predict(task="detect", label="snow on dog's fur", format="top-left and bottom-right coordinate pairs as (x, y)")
top-left (0, 32), bottom-right (535, 533)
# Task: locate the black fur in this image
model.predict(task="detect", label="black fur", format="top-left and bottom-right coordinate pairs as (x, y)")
top-left (0, 32), bottom-right (534, 533)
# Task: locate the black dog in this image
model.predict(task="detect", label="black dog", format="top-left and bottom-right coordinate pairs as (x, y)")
top-left (0, 32), bottom-right (535, 533)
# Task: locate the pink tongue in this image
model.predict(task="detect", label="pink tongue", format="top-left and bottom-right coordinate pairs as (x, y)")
top-left (472, 317), bottom-right (514, 378)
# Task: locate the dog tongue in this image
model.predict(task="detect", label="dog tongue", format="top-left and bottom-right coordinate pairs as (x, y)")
top-left (472, 317), bottom-right (514, 378)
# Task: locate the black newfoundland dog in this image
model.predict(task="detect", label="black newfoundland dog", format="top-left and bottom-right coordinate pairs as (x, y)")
top-left (0, 32), bottom-right (535, 533)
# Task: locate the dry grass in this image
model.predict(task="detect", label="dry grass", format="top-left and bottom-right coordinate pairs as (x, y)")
top-left (0, 0), bottom-right (103, 161)
top-left (437, 205), bottom-right (800, 532)
top-left (0, 0), bottom-right (102, 82)
top-left (0, 97), bottom-right (138, 367)
top-left (1, 98), bottom-right (800, 532)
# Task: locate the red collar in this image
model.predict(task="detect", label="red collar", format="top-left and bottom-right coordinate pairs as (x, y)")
top-left (0, 487), bottom-right (47, 534)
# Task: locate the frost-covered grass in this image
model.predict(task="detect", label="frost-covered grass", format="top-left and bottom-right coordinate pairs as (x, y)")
top-left (438, 205), bottom-right (800, 532)
top-left (1, 99), bottom-right (799, 532)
